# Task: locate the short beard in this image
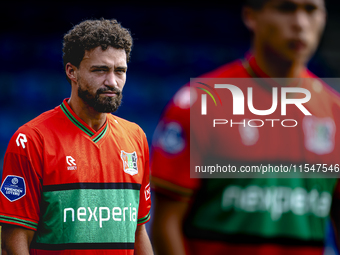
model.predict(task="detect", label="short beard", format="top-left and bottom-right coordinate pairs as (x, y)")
top-left (78, 85), bottom-right (123, 113)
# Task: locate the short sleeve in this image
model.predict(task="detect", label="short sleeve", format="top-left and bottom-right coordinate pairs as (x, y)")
top-left (137, 132), bottom-right (151, 225)
top-left (0, 126), bottom-right (43, 230)
top-left (150, 86), bottom-right (201, 201)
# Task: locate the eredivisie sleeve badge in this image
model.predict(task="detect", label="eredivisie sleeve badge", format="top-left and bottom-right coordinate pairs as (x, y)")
top-left (120, 150), bottom-right (138, 176)
top-left (0, 175), bottom-right (26, 202)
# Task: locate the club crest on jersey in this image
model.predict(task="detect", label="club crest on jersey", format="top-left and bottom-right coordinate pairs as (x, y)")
top-left (120, 150), bottom-right (138, 176)
top-left (303, 116), bottom-right (335, 155)
top-left (0, 175), bottom-right (26, 202)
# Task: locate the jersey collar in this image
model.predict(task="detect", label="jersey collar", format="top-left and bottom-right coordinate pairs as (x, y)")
top-left (242, 53), bottom-right (313, 92)
top-left (60, 99), bottom-right (108, 143)
top-left (243, 52), bottom-right (311, 79)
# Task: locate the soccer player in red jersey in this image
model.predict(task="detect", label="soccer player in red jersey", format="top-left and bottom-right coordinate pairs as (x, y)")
top-left (0, 19), bottom-right (153, 255)
top-left (151, 0), bottom-right (340, 254)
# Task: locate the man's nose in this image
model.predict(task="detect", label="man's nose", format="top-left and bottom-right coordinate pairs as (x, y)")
top-left (291, 9), bottom-right (309, 33)
top-left (104, 71), bottom-right (118, 88)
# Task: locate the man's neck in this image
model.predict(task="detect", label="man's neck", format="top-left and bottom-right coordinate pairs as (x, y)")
top-left (67, 97), bottom-right (107, 132)
top-left (253, 47), bottom-right (306, 79)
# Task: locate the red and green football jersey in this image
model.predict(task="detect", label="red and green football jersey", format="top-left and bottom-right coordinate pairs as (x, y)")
top-left (0, 99), bottom-right (151, 254)
top-left (151, 55), bottom-right (340, 255)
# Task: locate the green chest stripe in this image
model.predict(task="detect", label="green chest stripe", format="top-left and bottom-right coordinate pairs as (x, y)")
top-left (34, 188), bottom-right (140, 245)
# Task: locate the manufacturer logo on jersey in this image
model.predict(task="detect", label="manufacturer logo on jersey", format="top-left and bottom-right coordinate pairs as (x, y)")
top-left (16, 133), bottom-right (27, 149)
top-left (0, 175), bottom-right (26, 202)
top-left (303, 116), bottom-right (335, 155)
top-left (120, 150), bottom-right (138, 176)
top-left (66, 156), bottom-right (77, 170)
top-left (144, 183), bottom-right (151, 201)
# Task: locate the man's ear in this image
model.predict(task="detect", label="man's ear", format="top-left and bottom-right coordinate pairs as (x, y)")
top-left (242, 6), bottom-right (257, 33)
top-left (65, 63), bottom-right (78, 83)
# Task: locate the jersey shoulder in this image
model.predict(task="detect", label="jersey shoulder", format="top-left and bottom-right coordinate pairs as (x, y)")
top-left (20, 107), bottom-right (60, 133)
top-left (6, 107), bottom-right (60, 158)
top-left (306, 70), bottom-right (340, 106)
top-left (108, 114), bottom-right (142, 132)
top-left (320, 82), bottom-right (340, 105)
top-left (108, 114), bottom-right (146, 143)
top-left (14, 107), bottom-right (61, 142)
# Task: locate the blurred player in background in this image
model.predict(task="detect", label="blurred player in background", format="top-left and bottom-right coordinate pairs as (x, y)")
top-left (151, 0), bottom-right (340, 254)
top-left (0, 19), bottom-right (153, 255)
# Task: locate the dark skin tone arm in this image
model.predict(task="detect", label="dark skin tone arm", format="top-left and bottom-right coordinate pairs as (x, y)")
top-left (1, 225), bottom-right (34, 255)
top-left (134, 224), bottom-right (154, 255)
top-left (151, 192), bottom-right (190, 255)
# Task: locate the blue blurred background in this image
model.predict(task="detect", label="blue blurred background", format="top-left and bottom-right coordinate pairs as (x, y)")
top-left (1, 2), bottom-right (340, 253)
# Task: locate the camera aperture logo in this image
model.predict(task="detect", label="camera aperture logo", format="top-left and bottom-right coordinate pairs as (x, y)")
top-left (194, 80), bottom-right (312, 128)
top-left (196, 82), bottom-right (223, 114)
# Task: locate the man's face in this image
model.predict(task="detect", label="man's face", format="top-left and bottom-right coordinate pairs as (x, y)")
top-left (75, 46), bottom-right (127, 113)
top-left (250, 0), bottom-right (326, 63)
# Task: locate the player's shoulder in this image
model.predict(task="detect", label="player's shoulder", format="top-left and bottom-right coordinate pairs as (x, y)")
top-left (16, 107), bottom-right (60, 138)
top-left (108, 114), bottom-right (140, 129)
top-left (320, 82), bottom-right (340, 103)
top-left (108, 114), bottom-right (146, 138)
top-left (7, 107), bottom-right (60, 154)
top-left (306, 70), bottom-right (340, 105)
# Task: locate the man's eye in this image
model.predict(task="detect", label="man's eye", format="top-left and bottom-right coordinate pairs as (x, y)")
top-left (305, 4), bottom-right (317, 13)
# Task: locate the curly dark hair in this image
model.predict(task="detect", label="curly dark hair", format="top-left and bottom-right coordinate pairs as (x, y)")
top-left (62, 18), bottom-right (133, 84)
